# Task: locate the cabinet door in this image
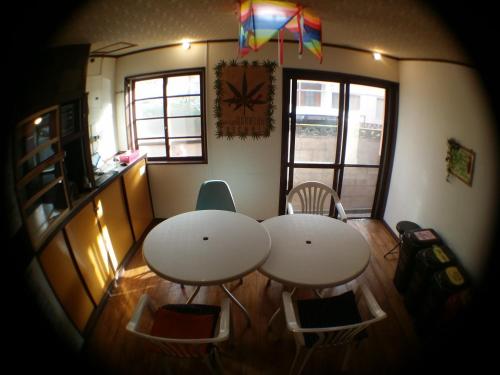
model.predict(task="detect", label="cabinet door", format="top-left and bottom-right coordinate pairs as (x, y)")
top-left (123, 159), bottom-right (153, 240)
top-left (15, 106), bottom-right (71, 250)
top-left (39, 231), bottom-right (94, 332)
top-left (65, 202), bottom-right (114, 304)
top-left (94, 178), bottom-right (134, 268)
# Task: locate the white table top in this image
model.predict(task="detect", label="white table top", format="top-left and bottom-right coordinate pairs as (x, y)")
top-left (259, 214), bottom-right (370, 288)
top-left (143, 210), bottom-right (271, 286)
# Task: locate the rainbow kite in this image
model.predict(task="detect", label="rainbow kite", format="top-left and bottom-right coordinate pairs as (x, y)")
top-left (239, 0), bottom-right (323, 64)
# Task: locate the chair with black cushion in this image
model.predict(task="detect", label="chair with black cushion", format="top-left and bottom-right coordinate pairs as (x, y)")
top-left (127, 294), bottom-right (231, 375)
top-left (384, 220), bottom-right (421, 258)
top-left (286, 181), bottom-right (347, 222)
top-left (195, 180), bottom-right (236, 212)
top-left (282, 284), bottom-right (387, 375)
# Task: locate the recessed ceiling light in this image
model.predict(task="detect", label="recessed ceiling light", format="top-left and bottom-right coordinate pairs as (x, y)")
top-left (373, 52), bottom-right (382, 61)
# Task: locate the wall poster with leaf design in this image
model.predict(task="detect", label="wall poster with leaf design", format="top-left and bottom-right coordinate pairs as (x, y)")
top-left (214, 60), bottom-right (276, 139)
top-left (446, 138), bottom-right (475, 186)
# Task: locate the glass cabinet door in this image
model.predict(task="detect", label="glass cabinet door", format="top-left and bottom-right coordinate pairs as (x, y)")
top-left (16, 107), bottom-right (60, 180)
top-left (15, 106), bottom-right (70, 249)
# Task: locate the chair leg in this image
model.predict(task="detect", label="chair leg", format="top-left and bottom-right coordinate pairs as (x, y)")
top-left (295, 347), bottom-right (315, 375)
top-left (203, 355), bottom-right (218, 375)
top-left (204, 348), bottom-right (224, 375)
top-left (341, 344), bottom-right (353, 371)
top-left (289, 344), bottom-right (303, 375)
top-left (212, 348), bottom-right (225, 374)
top-left (266, 278), bottom-right (272, 287)
top-left (229, 313), bottom-right (235, 348)
top-left (383, 240), bottom-right (401, 258)
top-left (162, 357), bottom-right (174, 375)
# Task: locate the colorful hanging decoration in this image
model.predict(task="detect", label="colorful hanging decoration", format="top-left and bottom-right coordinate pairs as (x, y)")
top-left (238, 0), bottom-right (323, 64)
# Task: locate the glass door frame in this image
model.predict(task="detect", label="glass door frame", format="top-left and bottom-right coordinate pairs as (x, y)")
top-left (279, 69), bottom-right (399, 219)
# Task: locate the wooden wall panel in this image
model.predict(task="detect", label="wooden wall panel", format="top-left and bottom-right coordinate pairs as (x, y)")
top-left (65, 202), bottom-right (114, 304)
top-left (123, 159), bottom-right (153, 240)
top-left (39, 231), bottom-right (94, 332)
top-left (94, 178), bottom-right (134, 268)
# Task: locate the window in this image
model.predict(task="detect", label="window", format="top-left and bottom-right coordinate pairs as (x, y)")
top-left (332, 92), bottom-right (339, 109)
top-left (297, 81), bottom-right (322, 107)
top-left (280, 70), bottom-right (398, 220)
top-left (126, 68), bottom-right (206, 163)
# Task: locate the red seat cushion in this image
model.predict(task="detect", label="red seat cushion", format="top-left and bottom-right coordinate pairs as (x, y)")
top-left (150, 304), bottom-right (220, 356)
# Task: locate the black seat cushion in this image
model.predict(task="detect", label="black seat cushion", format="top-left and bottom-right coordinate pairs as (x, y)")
top-left (396, 221), bottom-right (421, 235)
top-left (296, 291), bottom-right (364, 347)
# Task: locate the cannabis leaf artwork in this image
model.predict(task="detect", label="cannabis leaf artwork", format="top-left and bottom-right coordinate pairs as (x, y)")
top-left (223, 71), bottom-right (266, 115)
top-left (214, 60), bottom-right (276, 139)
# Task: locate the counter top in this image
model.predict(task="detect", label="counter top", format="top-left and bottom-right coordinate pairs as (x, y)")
top-left (35, 153), bottom-right (147, 253)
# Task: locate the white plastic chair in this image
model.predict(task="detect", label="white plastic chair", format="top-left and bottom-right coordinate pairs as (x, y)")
top-left (266, 181), bottom-right (347, 289)
top-left (282, 284), bottom-right (387, 375)
top-left (286, 181), bottom-right (347, 222)
top-left (127, 294), bottom-right (231, 374)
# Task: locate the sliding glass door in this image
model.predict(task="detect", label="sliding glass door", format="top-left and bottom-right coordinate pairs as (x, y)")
top-left (279, 70), bottom-right (398, 219)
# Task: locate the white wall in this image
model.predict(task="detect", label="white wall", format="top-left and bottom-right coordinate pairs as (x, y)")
top-left (384, 61), bottom-right (498, 280)
top-left (113, 41), bottom-right (398, 220)
top-left (86, 57), bottom-right (117, 161)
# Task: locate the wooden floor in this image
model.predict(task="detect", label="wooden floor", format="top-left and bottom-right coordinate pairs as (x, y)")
top-left (81, 219), bottom-right (424, 374)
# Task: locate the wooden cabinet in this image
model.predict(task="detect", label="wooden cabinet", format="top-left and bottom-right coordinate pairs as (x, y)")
top-left (30, 155), bottom-right (152, 337)
top-left (65, 202), bottom-right (114, 304)
top-left (39, 231), bottom-right (94, 332)
top-left (94, 178), bottom-right (134, 267)
top-left (123, 158), bottom-right (154, 240)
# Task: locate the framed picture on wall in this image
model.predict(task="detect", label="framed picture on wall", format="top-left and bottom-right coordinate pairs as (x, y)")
top-left (214, 60), bottom-right (276, 139)
top-left (446, 138), bottom-right (475, 186)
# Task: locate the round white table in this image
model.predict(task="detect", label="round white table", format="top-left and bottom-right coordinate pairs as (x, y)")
top-left (260, 214), bottom-right (370, 288)
top-left (143, 210), bottom-right (271, 325)
top-left (259, 214), bottom-right (371, 327)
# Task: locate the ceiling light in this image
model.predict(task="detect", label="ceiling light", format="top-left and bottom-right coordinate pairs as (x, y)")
top-left (34, 117), bottom-right (42, 125)
top-left (373, 52), bottom-right (382, 61)
top-left (182, 40), bottom-right (191, 50)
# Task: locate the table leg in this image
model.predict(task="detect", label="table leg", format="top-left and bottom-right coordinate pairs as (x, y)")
top-left (186, 286), bottom-right (201, 304)
top-left (267, 287), bottom-right (296, 330)
top-left (220, 284), bottom-right (251, 327)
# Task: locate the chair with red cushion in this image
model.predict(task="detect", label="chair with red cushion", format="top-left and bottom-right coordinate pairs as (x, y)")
top-left (127, 294), bottom-right (230, 374)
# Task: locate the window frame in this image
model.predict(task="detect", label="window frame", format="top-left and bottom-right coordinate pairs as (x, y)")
top-left (279, 69), bottom-right (399, 219)
top-left (125, 68), bottom-right (207, 164)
